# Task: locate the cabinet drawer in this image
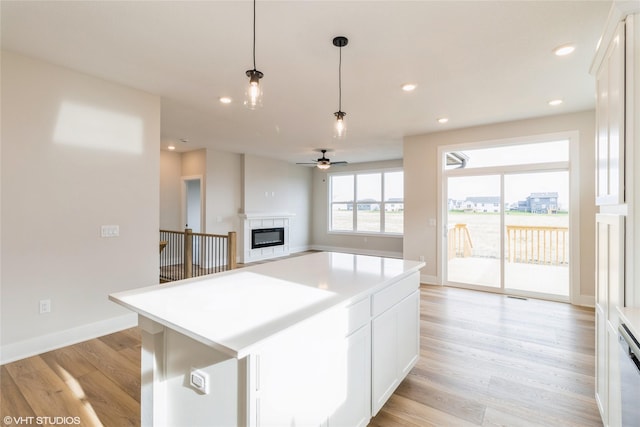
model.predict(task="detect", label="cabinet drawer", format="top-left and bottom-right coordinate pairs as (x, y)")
top-left (372, 272), bottom-right (419, 317)
top-left (347, 297), bottom-right (370, 336)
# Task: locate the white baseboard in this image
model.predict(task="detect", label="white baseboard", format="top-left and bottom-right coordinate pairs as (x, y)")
top-left (420, 274), bottom-right (439, 285)
top-left (310, 245), bottom-right (403, 259)
top-left (290, 244), bottom-right (311, 254)
top-left (572, 294), bottom-right (596, 308)
top-left (0, 313), bottom-right (138, 365)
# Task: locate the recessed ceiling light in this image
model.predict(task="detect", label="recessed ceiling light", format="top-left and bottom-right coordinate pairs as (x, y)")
top-left (402, 83), bottom-right (417, 92)
top-left (219, 96), bottom-right (232, 104)
top-left (168, 145), bottom-right (176, 150)
top-left (553, 44), bottom-right (575, 56)
top-left (548, 99), bottom-right (563, 106)
top-left (437, 117), bottom-right (449, 124)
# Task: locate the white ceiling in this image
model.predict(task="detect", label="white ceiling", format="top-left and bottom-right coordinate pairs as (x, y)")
top-left (1, 1), bottom-right (611, 165)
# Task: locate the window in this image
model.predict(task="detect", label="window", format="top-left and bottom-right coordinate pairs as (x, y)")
top-left (443, 140), bottom-right (569, 170)
top-left (329, 169), bottom-right (403, 234)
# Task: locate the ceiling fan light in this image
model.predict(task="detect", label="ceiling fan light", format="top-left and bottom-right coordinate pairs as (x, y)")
top-left (317, 160), bottom-right (331, 170)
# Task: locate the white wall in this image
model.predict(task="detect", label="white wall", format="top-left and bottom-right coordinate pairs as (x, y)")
top-left (242, 154), bottom-right (313, 253)
top-left (310, 159), bottom-right (404, 257)
top-left (160, 150), bottom-right (182, 230)
top-left (0, 51), bottom-right (160, 363)
top-left (403, 110), bottom-right (596, 304)
top-left (159, 151), bottom-right (311, 253)
top-left (205, 149), bottom-right (242, 235)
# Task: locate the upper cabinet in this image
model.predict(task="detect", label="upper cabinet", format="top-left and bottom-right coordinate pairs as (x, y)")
top-left (595, 22), bottom-right (626, 206)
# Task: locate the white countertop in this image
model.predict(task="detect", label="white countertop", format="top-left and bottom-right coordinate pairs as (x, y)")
top-left (109, 252), bottom-right (424, 358)
top-left (618, 306), bottom-right (640, 339)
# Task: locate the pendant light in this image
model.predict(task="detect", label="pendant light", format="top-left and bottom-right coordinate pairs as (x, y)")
top-left (244, 0), bottom-right (263, 109)
top-left (333, 36), bottom-right (348, 139)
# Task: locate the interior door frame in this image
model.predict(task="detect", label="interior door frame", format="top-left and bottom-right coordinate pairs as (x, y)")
top-left (437, 131), bottom-right (580, 303)
top-left (181, 175), bottom-right (205, 233)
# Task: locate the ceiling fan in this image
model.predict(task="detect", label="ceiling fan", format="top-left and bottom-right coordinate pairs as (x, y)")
top-left (297, 149), bottom-right (348, 170)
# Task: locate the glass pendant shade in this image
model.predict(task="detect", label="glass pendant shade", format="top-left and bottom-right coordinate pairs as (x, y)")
top-left (244, 69), bottom-right (263, 110)
top-left (333, 111), bottom-right (346, 139)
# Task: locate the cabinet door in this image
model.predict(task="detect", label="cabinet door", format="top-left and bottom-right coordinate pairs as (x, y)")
top-left (251, 308), bottom-right (346, 427)
top-left (397, 290), bottom-right (420, 378)
top-left (371, 290), bottom-right (420, 415)
top-left (328, 324), bottom-right (371, 427)
top-left (596, 22), bottom-right (625, 205)
top-left (595, 307), bottom-right (608, 422)
top-left (596, 213), bottom-right (625, 323)
top-left (371, 304), bottom-right (398, 415)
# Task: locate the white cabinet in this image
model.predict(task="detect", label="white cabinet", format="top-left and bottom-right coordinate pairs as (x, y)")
top-left (371, 273), bottom-right (420, 415)
top-left (328, 323), bottom-right (371, 427)
top-left (593, 7), bottom-right (639, 425)
top-left (595, 213), bottom-right (625, 424)
top-left (247, 294), bottom-right (374, 427)
top-left (595, 22), bottom-right (625, 206)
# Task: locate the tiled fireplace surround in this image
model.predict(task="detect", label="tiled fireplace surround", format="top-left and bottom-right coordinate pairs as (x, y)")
top-left (238, 213), bottom-right (294, 263)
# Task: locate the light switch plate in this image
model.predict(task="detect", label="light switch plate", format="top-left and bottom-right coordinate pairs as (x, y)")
top-left (101, 225), bottom-right (120, 237)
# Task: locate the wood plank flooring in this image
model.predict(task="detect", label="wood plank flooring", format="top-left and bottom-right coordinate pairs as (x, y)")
top-left (369, 286), bottom-right (601, 427)
top-left (1, 285), bottom-right (601, 427)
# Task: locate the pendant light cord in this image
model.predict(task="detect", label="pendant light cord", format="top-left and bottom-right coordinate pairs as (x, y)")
top-left (252, 0), bottom-right (257, 70)
top-left (338, 45), bottom-right (342, 111)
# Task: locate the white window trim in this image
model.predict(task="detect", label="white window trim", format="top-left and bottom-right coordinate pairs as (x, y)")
top-left (327, 167), bottom-right (404, 236)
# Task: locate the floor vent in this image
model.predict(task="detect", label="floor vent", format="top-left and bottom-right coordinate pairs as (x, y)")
top-left (507, 295), bottom-right (528, 301)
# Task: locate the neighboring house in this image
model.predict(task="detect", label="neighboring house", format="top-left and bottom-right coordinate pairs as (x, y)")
top-left (514, 192), bottom-right (560, 213)
top-left (464, 196), bottom-right (501, 213)
top-left (385, 197), bottom-right (404, 212)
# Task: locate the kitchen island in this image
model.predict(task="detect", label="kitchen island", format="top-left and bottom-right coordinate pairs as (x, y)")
top-left (110, 251), bottom-right (425, 427)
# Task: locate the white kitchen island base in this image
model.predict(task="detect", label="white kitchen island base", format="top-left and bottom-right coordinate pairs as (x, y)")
top-left (110, 252), bottom-right (424, 427)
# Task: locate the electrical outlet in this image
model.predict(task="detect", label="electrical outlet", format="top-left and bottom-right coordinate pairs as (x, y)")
top-left (39, 299), bottom-right (51, 314)
top-left (189, 369), bottom-right (209, 394)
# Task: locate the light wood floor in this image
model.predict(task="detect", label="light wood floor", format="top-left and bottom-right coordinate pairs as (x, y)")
top-left (1, 285), bottom-right (601, 427)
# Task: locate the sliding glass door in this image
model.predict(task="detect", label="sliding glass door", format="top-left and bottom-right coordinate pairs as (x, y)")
top-left (447, 175), bottom-right (501, 288)
top-left (503, 171), bottom-right (569, 297)
top-left (442, 139), bottom-right (571, 300)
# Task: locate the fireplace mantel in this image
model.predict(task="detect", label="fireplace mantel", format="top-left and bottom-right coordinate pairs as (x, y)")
top-left (239, 212), bottom-right (295, 220)
top-left (238, 213), bottom-right (295, 263)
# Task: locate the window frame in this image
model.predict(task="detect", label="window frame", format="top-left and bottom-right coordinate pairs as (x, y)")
top-left (327, 167), bottom-right (404, 236)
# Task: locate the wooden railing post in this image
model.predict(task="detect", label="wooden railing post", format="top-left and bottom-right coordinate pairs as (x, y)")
top-left (184, 228), bottom-right (193, 278)
top-left (227, 231), bottom-right (237, 270)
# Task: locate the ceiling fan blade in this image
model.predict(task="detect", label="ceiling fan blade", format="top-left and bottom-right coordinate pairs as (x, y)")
top-left (296, 162), bottom-right (318, 165)
top-left (330, 161), bottom-right (348, 165)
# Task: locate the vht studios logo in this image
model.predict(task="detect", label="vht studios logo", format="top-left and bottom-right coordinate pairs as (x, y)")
top-left (3, 416), bottom-right (81, 425)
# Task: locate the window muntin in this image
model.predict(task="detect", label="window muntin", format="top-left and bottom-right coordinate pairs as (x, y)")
top-left (329, 169), bottom-right (403, 234)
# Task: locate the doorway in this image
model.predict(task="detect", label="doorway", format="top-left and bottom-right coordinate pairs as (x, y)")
top-left (442, 138), bottom-right (573, 301)
top-left (182, 176), bottom-right (203, 232)
top-left (182, 176), bottom-right (204, 265)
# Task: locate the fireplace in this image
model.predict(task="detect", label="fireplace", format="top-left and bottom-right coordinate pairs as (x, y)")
top-left (239, 213), bottom-right (294, 263)
top-left (252, 227), bottom-right (285, 249)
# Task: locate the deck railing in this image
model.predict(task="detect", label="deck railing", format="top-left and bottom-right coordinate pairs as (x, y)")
top-left (448, 223), bottom-right (473, 260)
top-left (506, 225), bottom-right (568, 265)
top-left (159, 229), bottom-right (237, 282)
top-left (448, 223), bottom-right (569, 266)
